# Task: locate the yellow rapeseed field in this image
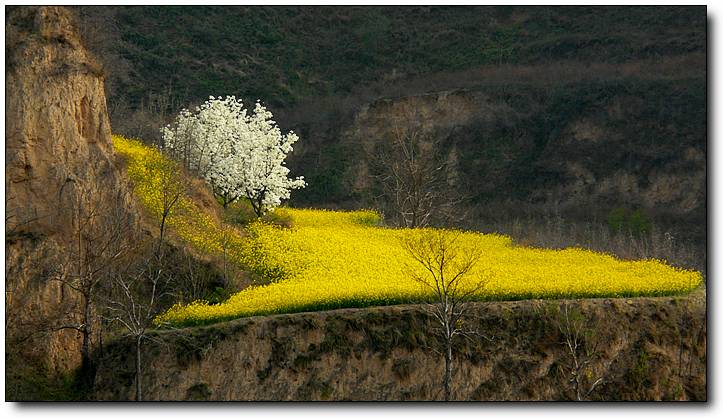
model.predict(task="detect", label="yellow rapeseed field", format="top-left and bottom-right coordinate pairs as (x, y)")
top-left (113, 135), bottom-right (284, 280)
top-left (113, 135), bottom-right (703, 328)
top-left (114, 135), bottom-right (241, 253)
top-left (158, 208), bottom-right (702, 326)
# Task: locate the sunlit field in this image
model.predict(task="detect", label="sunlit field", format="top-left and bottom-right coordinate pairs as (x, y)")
top-left (113, 135), bottom-right (702, 328)
top-left (158, 209), bottom-right (702, 327)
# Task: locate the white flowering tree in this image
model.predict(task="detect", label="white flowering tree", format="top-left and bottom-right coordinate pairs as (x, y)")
top-left (162, 96), bottom-right (305, 216)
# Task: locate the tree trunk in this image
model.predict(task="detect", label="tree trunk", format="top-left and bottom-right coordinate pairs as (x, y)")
top-left (444, 340), bottom-right (452, 401)
top-left (223, 248), bottom-right (228, 284)
top-left (251, 198), bottom-right (264, 218)
top-left (81, 294), bottom-right (92, 372)
top-left (74, 293), bottom-right (95, 390)
top-left (256, 198), bottom-right (264, 218)
top-left (158, 213), bottom-right (167, 254)
top-left (135, 336), bottom-right (142, 401)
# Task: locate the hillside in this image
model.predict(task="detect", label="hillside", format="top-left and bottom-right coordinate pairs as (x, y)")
top-left (95, 292), bottom-right (706, 401)
top-left (75, 6), bottom-right (707, 250)
top-left (100, 135), bottom-right (707, 400)
top-left (288, 78), bottom-right (706, 221)
top-left (77, 6), bottom-right (705, 109)
top-left (109, 138), bottom-right (701, 327)
top-left (5, 5), bottom-right (708, 402)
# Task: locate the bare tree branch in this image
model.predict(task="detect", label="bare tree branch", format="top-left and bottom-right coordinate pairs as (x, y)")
top-left (401, 229), bottom-right (490, 401)
top-left (369, 102), bottom-right (467, 228)
top-left (45, 181), bottom-right (136, 385)
top-left (551, 302), bottom-right (605, 401)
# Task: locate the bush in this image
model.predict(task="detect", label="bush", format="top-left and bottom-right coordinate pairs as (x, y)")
top-left (222, 199), bottom-right (258, 226)
top-left (628, 209), bottom-right (652, 235)
top-left (607, 207), bottom-right (628, 233)
top-left (223, 199), bottom-right (293, 228)
top-left (607, 207), bottom-right (653, 236)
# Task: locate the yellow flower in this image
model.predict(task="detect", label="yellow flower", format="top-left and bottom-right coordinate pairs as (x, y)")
top-left (114, 136), bottom-right (703, 328)
top-left (156, 208), bottom-right (702, 327)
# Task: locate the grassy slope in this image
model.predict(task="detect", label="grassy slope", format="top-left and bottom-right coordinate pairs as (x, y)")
top-left (96, 291), bottom-right (706, 400)
top-left (100, 6), bottom-right (704, 108)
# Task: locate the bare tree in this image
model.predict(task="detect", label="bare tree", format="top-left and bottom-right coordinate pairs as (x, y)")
top-left (102, 241), bottom-right (173, 402)
top-left (100, 156), bottom-right (186, 401)
top-left (50, 182), bottom-right (135, 384)
top-left (371, 103), bottom-right (464, 228)
top-left (553, 302), bottom-right (605, 401)
top-left (5, 194), bottom-right (44, 332)
top-left (4, 194), bottom-right (43, 238)
top-left (218, 222), bottom-right (233, 285)
top-left (174, 247), bottom-right (214, 304)
top-left (136, 85), bottom-right (184, 146)
top-left (153, 156), bottom-right (186, 254)
top-left (401, 229), bottom-right (489, 401)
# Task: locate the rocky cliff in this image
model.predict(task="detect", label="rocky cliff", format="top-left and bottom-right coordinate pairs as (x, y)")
top-left (94, 292), bottom-right (706, 401)
top-left (287, 58), bottom-right (706, 237)
top-left (5, 6), bottom-right (139, 397)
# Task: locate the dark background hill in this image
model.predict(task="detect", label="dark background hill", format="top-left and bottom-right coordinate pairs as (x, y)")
top-left (76, 6), bottom-right (705, 110)
top-left (4, 6), bottom-right (707, 401)
top-left (73, 5), bottom-right (707, 260)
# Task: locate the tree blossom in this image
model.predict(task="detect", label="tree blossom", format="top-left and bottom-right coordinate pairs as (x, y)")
top-left (162, 96), bottom-right (305, 215)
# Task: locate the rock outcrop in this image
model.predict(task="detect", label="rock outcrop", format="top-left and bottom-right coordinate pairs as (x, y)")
top-left (94, 293), bottom-right (706, 401)
top-left (5, 6), bottom-right (138, 396)
top-left (345, 85), bottom-right (705, 218)
top-left (5, 6), bottom-right (121, 235)
top-left (287, 63), bottom-right (706, 237)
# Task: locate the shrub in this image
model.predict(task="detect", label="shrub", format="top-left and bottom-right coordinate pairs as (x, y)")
top-left (607, 207), bottom-right (628, 233)
top-left (628, 209), bottom-right (652, 235)
top-left (607, 207), bottom-right (653, 236)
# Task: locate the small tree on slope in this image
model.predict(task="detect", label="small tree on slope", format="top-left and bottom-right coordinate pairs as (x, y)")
top-left (401, 229), bottom-right (490, 401)
top-left (161, 96), bottom-right (305, 215)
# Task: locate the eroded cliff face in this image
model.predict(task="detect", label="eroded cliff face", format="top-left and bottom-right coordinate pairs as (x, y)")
top-left (5, 6), bottom-right (119, 235)
top-left (349, 85), bottom-right (704, 217)
top-left (5, 6), bottom-right (138, 389)
top-left (94, 293), bottom-right (705, 401)
top-left (288, 72), bottom-right (705, 233)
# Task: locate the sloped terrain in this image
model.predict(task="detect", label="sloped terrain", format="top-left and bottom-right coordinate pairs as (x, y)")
top-left (79, 6), bottom-right (705, 109)
top-left (95, 291), bottom-right (706, 401)
top-left (5, 6), bottom-right (140, 398)
top-left (5, 6), bottom-right (707, 401)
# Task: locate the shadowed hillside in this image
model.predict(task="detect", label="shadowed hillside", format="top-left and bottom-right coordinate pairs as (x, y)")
top-left (77, 6), bottom-right (705, 110)
top-left (75, 6), bottom-right (706, 252)
top-left (5, 5), bottom-right (707, 401)
top-left (95, 292), bottom-right (706, 401)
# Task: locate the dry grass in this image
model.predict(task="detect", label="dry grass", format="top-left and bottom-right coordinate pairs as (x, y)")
top-left (360, 53), bottom-right (706, 101)
top-left (472, 215), bottom-right (705, 277)
top-left (95, 293), bottom-right (706, 401)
